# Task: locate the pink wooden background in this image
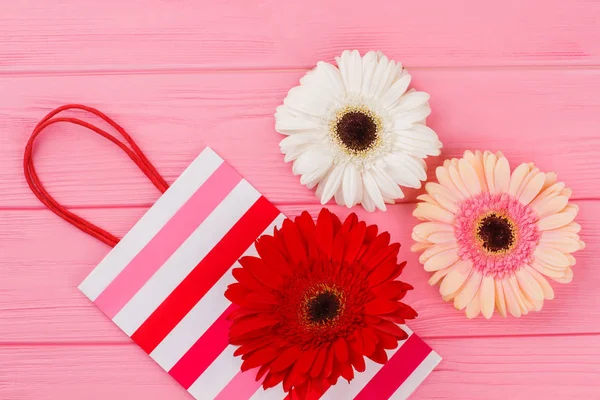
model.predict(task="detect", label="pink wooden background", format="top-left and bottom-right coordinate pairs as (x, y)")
top-left (1, 0), bottom-right (600, 399)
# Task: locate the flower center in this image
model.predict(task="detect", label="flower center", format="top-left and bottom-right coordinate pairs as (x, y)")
top-left (330, 105), bottom-right (382, 156)
top-left (300, 284), bottom-right (346, 327)
top-left (476, 212), bottom-right (516, 254)
top-left (306, 292), bottom-right (340, 323)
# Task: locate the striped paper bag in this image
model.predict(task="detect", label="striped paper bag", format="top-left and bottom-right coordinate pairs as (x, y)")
top-left (79, 147), bottom-right (441, 400)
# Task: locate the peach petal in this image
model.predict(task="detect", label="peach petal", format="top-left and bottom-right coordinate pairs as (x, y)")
top-left (440, 260), bottom-right (472, 297)
top-left (515, 167), bottom-right (539, 199)
top-left (518, 172), bottom-right (546, 206)
top-left (428, 232), bottom-right (457, 244)
top-left (411, 242), bottom-right (431, 252)
top-left (538, 212), bottom-right (576, 231)
top-left (508, 275), bottom-right (529, 315)
top-left (424, 249), bottom-right (460, 272)
top-left (431, 192), bottom-right (459, 213)
top-left (425, 182), bottom-right (461, 203)
top-left (428, 266), bottom-right (452, 286)
top-left (458, 158), bottom-right (481, 196)
top-left (484, 151), bottom-right (497, 193)
top-left (508, 163), bottom-right (530, 196)
top-left (552, 267), bottom-right (573, 284)
top-left (454, 270), bottom-right (483, 310)
top-left (534, 246), bottom-right (570, 268)
top-left (531, 195), bottom-right (569, 219)
top-left (525, 265), bottom-right (554, 300)
top-left (449, 164), bottom-right (471, 198)
top-left (436, 166), bottom-right (464, 199)
top-left (413, 222), bottom-right (453, 239)
top-left (539, 234), bottom-right (582, 253)
top-left (419, 242), bottom-right (458, 263)
top-left (466, 289), bottom-right (482, 318)
top-left (413, 203), bottom-right (455, 224)
top-left (464, 150), bottom-right (488, 191)
top-left (501, 279), bottom-right (521, 318)
top-left (530, 261), bottom-right (566, 278)
top-left (530, 181), bottom-right (565, 208)
top-left (541, 172), bottom-right (558, 191)
top-left (479, 275), bottom-right (495, 319)
top-left (493, 156), bottom-right (510, 193)
top-left (515, 267), bottom-right (544, 301)
top-left (494, 279), bottom-right (507, 317)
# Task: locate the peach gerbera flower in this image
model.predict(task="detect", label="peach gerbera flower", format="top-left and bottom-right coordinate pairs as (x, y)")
top-left (411, 150), bottom-right (585, 318)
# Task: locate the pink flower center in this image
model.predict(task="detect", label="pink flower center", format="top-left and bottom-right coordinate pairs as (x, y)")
top-left (454, 193), bottom-right (540, 278)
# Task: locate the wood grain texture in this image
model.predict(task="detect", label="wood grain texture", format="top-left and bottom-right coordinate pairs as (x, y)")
top-left (0, 202), bottom-right (596, 343)
top-left (1, 0), bottom-right (600, 72)
top-left (1, 335), bottom-right (599, 400)
top-left (2, 0), bottom-right (599, 398)
top-left (2, 69), bottom-right (600, 208)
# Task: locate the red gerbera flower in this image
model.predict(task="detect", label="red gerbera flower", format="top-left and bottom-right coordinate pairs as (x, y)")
top-left (225, 208), bottom-right (417, 399)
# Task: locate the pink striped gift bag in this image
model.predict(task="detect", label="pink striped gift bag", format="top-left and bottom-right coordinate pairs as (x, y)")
top-left (79, 147), bottom-right (441, 400)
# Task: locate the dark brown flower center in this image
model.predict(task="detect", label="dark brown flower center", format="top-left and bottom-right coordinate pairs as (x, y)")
top-left (306, 291), bottom-right (341, 324)
top-left (476, 213), bottom-right (516, 253)
top-left (335, 111), bottom-right (378, 152)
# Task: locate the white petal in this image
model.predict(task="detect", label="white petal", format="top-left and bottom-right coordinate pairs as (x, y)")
top-left (341, 163), bottom-right (361, 208)
top-left (361, 187), bottom-right (376, 212)
top-left (493, 156), bottom-right (510, 193)
top-left (371, 167), bottom-right (404, 201)
top-left (362, 169), bottom-right (386, 211)
top-left (283, 84), bottom-right (332, 118)
top-left (392, 104), bottom-right (432, 129)
top-left (380, 74), bottom-right (412, 110)
top-left (518, 172), bottom-right (546, 205)
top-left (393, 91), bottom-right (430, 113)
top-left (274, 105), bottom-right (321, 135)
top-left (454, 270), bottom-right (483, 310)
top-left (479, 275), bottom-right (495, 319)
top-left (319, 163), bottom-right (345, 204)
top-left (335, 50), bottom-right (362, 94)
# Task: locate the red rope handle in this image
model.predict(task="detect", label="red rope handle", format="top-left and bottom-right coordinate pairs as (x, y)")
top-left (23, 104), bottom-right (169, 247)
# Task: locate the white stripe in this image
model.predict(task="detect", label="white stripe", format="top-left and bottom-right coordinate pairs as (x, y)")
top-left (320, 326), bottom-right (414, 400)
top-left (187, 345), bottom-right (241, 399)
top-left (78, 147), bottom-right (223, 300)
top-left (389, 351), bottom-right (441, 400)
top-left (113, 179), bottom-right (260, 335)
top-left (150, 214), bottom-right (286, 371)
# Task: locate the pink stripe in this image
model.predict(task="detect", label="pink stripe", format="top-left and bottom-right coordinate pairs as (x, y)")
top-left (169, 304), bottom-right (237, 389)
top-left (94, 162), bottom-right (240, 318)
top-left (214, 368), bottom-right (263, 400)
top-left (354, 335), bottom-right (431, 400)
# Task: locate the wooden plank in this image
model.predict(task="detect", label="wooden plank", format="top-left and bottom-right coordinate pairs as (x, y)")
top-left (2, 69), bottom-right (600, 208)
top-left (1, 335), bottom-right (598, 399)
top-left (2, 0), bottom-right (600, 72)
top-left (0, 202), bottom-right (596, 342)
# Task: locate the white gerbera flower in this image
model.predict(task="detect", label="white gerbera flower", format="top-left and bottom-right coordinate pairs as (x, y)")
top-left (275, 50), bottom-right (443, 212)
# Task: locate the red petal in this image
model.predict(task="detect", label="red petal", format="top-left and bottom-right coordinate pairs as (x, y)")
top-left (232, 266), bottom-right (268, 292)
top-left (241, 346), bottom-right (280, 371)
top-left (344, 221), bottom-right (366, 264)
top-left (397, 302), bottom-right (418, 320)
top-left (341, 213), bottom-right (358, 234)
top-left (334, 337), bottom-right (349, 363)
top-left (367, 346), bottom-right (388, 364)
top-left (256, 362), bottom-right (272, 380)
top-left (349, 349), bottom-right (366, 372)
top-left (348, 333), bottom-right (363, 355)
top-left (233, 335), bottom-right (273, 356)
top-left (230, 326), bottom-right (274, 343)
top-left (295, 211), bottom-right (316, 241)
top-left (294, 380), bottom-right (309, 400)
top-left (263, 370), bottom-right (286, 389)
top-left (375, 319), bottom-right (409, 339)
top-left (240, 256), bottom-right (284, 290)
top-left (359, 232), bottom-right (390, 264)
top-left (270, 345), bottom-right (303, 373)
top-left (245, 291), bottom-right (279, 306)
top-left (340, 361), bottom-right (354, 382)
top-left (292, 347), bottom-right (319, 376)
top-left (367, 260), bottom-right (400, 287)
top-left (371, 281), bottom-right (413, 300)
top-left (316, 209), bottom-right (334, 258)
top-left (309, 345), bottom-right (328, 378)
top-left (255, 236), bottom-right (291, 273)
top-left (365, 242), bottom-right (400, 270)
top-left (361, 327), bottom-right (378, 356)
top-left (331, 212), bottom-right (342, 235)
top-left (283, 362), bottom-right (306, 393)
top-left (363, 315), bottom-right (381, 325)
top-left (226, 307), bottom-right (260, 321)
top-left (323, 344), bottom-right (335, 378)
top-left (281, 219), bottom-right (308, 265)
top-left (374, 329), bottom-right (398, 350)
top-left (365, 224), bottom-right (378, 243)
top-left (363, 298), bottom-right (400, 315)
top-left (331, 232), bottom-right (345, 265)
top-left (307, 378), bottom-right (329, 399)
top-left (224, 283), bottom-right (250, 305)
